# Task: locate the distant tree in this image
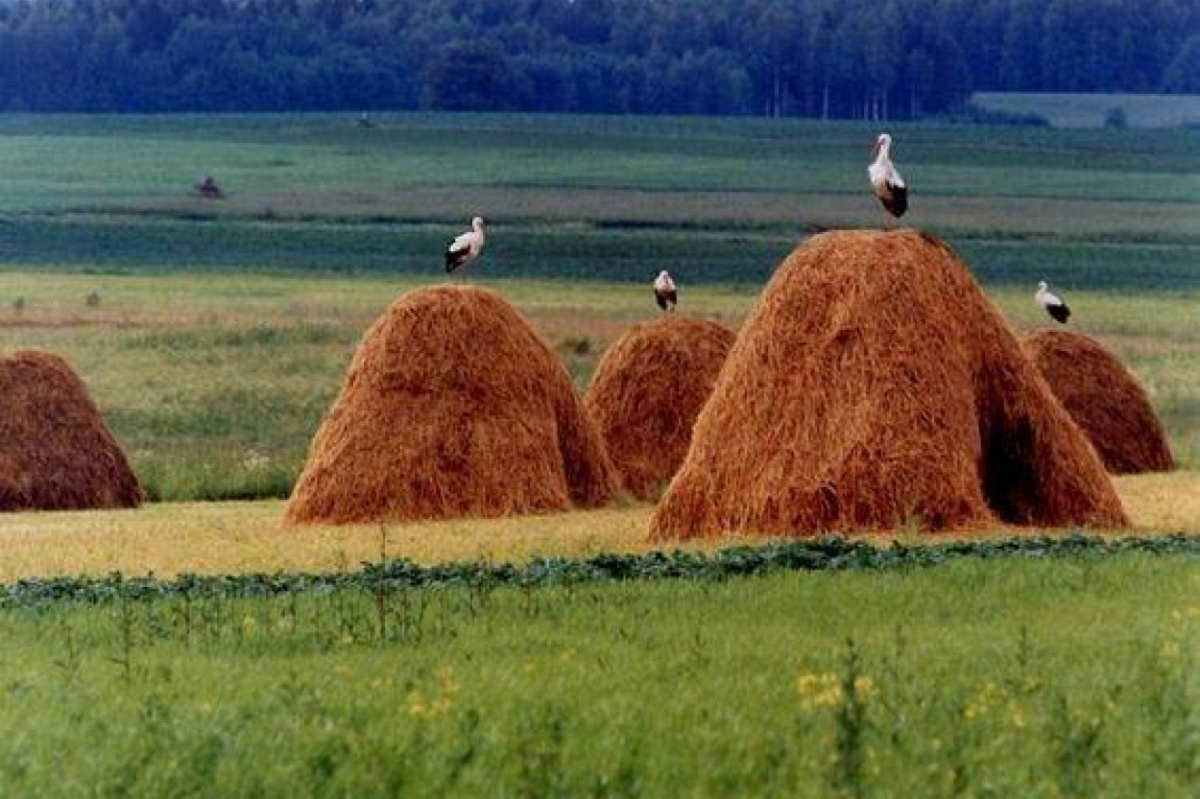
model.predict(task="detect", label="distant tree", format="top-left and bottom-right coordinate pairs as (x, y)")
top-left (1000, 0), bottom-right (1044, 91)
top-left (422, 39), bottom-right (523, 111)
top-left (1163, 34), bottom-right (1200, 92)
top-left (0, 0), bottom-right (1196, 117)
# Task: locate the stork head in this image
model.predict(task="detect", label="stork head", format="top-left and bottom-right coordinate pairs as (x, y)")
top-left (658, 270), bottom-right (671, 280)
top-left (872, 132), bottom-right (893, 159)
top-left (472, 216), bottom-right (486, 231)
top-left (1037, 280), bottom-right (1048, 292)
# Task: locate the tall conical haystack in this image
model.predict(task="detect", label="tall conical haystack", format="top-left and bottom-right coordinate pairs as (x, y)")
top-left (651, 230), bottom-right (1127, 539)
top-left (286, 286), bottom-right (620, 525)
top-left (584, 316), bottom-right (735, 500)
top-left (1023, 330), bottom-right (1174, 474)
top-left (0, 351), bottom-right (141, 512)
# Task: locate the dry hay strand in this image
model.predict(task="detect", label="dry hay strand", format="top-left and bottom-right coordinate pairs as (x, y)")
top-left (0, 350), bottom-right (141, 512)
top-left (286, 285), bottom-right (621, 525)
top-left (651, 230), bottom-right (1127, 540)
top-left (1023, 330), bottom-right (1174, 474)
top-left (584, 316), bottom-right (735, 500)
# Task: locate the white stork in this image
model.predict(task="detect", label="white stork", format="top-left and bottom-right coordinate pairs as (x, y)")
top-left (1035, 280), bottom-right (1071, 324)
top-left (653, 270), bottom-right (677, 312)
top-left (868, 133), bottom-right (908, 219)
top-left (445, 217), bottom-right (487, 276)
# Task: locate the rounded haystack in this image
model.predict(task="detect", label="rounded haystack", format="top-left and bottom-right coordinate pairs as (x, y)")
top-left (0, 351), bottom-right (141, 512)
top-left (1023, 330), bottom-right (1174, 474)
top-left (286, 286), bottom-right (621, 525)
top-left (651, 230), bottom-right (1127, 539)
top-left (584, 316), bottom-right (735, 500)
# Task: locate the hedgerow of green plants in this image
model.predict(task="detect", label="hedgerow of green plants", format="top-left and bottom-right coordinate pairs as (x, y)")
top-left (3, 533), bottom-right (1194, 609)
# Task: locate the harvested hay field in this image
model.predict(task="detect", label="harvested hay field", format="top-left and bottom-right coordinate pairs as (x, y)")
top-left (0, 472), bottom-right (1192, 582)
top-left (1024, 329), bottom-right (1175, 474)
top-left (0, 350), bottom-right (141, 512)
top-left (585, 316), bottom-right (734, 500)
top-left (286, 285), bottom-right (620, 526)
top-left (652, 230), bottom-right (1127, 540)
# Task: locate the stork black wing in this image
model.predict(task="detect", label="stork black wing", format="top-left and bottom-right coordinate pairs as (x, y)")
top-left (881, 183), bottom-right (908, 218)
top-left (1048, 303), bottom-right (1071, 324)
top-left (445, 244), bottom-right (469, 273)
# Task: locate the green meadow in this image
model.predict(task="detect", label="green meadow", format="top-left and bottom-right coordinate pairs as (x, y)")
top-left (0, 553), bottom-right (1194, 798)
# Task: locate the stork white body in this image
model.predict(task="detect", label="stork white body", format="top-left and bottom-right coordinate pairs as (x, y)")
top-left (1035, 280), bottom-right (1071, 324)
top-left (868, 133), bottom-right (908, 219)
top-left (653, 270), bottom-right (677, 312)
top-left (445, 217), bottom-right (486, 275)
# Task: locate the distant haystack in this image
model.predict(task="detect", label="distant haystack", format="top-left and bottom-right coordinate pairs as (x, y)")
top-left (651, 230), bottom-right (1127, 539)
top-left (1023, 330), bottom-right (1174, 474)
top-left (286, 286), bottom-right (620, 525)
top-left (0, 351), bottom-right (142, 512)
top-left (585, 316), bottom-right (735, 500)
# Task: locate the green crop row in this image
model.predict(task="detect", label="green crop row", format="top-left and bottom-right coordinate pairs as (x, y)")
top-left (4, 533), bottom-right (1195, 609)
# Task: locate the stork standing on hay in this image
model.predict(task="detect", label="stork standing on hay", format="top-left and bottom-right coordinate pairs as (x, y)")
top-left (868, 133), bottom-right (908, 221)
top-left (654, 270), bottom-right (678, 312)
top-left (445, 217), bottom-right (487, 278)
top-left (1035, 280), bottom-right (1071, 324)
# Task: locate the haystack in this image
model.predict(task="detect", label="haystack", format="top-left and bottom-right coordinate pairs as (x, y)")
top-left (0, 351), bottom-right (141, 512)
top-left (584, 316), bottom-right (734, 500)
top-left (286, 286), bottom-right (620, 525)
top-left (1023, 330), bottom-right (1174, 474)
top-left (651, 230), bottom-right (1127, 539)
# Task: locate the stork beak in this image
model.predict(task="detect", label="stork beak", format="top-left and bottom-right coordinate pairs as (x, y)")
top-left (870, 140), bottom-right (881, 159)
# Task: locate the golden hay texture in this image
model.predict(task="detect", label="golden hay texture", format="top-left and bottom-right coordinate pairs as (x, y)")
top-left (584, 316), bottom-right (735, 500)
top-left (0, 350), bottom-right (141, 512)
top-left (651, 230), bottom-right (1128, 539)
top-left (1023, 330), bottom-right (1175, 474)
top-left (286, 285), bottom-right (621, 525)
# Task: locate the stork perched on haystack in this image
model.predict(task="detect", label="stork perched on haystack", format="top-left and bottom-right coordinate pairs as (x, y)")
top-left (868, 133), bottom-right (908, 220)
top-left (445, 216), bottom-right (487, 278)
top-left (1035, 280), bottom-right (1071, 324)
top-left (653, 270), bottom-right (677, 312)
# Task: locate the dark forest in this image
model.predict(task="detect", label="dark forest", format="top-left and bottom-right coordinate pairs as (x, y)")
top-left (1, 0), bottom-right (1197, 117)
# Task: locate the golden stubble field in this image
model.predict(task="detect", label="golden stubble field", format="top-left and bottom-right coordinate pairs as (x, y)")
top-left (0, 471), bottom-right (1193, 582)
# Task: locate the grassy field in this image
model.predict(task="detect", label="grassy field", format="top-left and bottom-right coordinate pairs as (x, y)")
top-left (0, 113), bottom-right (1196, 799)
top-left (0, 553), bottom-right (1194, 798)
top-left (0, 114), bottom-right (1198, 288)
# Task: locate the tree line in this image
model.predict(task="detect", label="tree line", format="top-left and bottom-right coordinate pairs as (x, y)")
top-left (0, 0), bottom-right (1197, 118)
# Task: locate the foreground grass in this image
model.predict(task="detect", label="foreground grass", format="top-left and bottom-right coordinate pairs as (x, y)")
top-left (0, 473), bottom-right (1193, 582)
top-left (0, 553), bottom-right (1194, 798)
